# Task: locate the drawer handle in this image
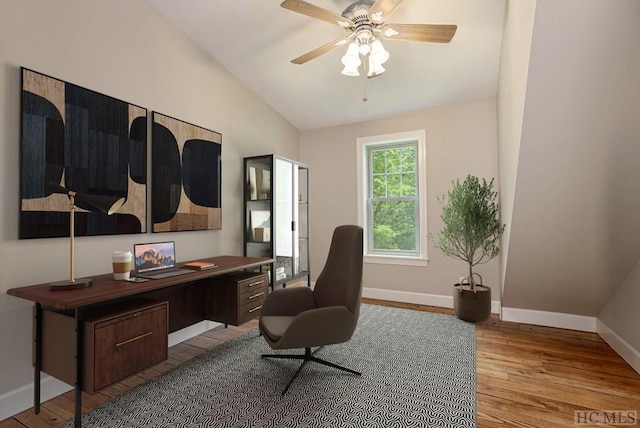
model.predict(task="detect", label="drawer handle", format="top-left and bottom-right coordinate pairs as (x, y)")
top-left (247, 281), bottom-right (263, 287)
top-left (248, 305), bottom-right (263, 313)
top-left (249, 292), bottom-right (265, 300)
top-left (115, 332), bottom-right (153, 348)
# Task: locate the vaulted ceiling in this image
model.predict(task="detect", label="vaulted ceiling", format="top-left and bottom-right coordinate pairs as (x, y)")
top-left (147, 1), bottom-right (640, 327)
top-left (147, 0), bottom-right (506, 130)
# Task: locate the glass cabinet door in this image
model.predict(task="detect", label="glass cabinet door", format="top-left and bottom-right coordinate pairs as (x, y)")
top-left (297, 166), bottom-right (309, 274)
top-left (273, 159), bottom-right (297, 279)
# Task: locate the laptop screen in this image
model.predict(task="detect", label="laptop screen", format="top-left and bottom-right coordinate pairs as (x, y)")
top-left (133, 241), bottom-right (177, 274)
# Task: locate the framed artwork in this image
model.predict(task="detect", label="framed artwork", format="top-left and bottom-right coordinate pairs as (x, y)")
top-left (20, 68), bottom-right (147, 239)
top-left (152, 112), bottom-right (222, 232)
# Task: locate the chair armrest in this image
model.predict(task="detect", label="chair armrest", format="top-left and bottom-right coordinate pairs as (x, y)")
top-left (260, 286), bottom-right (316, 317)
top-left (274, 306), bottom-right (357, 350)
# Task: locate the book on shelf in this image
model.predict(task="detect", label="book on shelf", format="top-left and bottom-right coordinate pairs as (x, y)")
top-left (183, 261), bottom-right (217, 270)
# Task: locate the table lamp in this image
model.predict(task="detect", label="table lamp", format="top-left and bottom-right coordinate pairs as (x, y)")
top-left (45, 181), bottom-right (126, 291)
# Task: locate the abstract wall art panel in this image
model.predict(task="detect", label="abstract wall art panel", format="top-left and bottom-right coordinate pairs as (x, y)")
top-left (152, 112), bottom-right (222, 232)
top-left (20, 68), bottom-right (147, 239)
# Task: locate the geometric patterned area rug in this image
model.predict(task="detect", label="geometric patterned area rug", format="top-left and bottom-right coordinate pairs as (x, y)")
top-left (60, 304), bottom-right (476, 428)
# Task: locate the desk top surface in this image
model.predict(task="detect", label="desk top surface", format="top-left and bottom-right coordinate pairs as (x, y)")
top-left (7, 255), bottom-right (273, 310)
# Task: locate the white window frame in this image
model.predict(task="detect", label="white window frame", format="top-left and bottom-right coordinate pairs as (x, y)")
top-left (356, 130), bottom-right (428, 266)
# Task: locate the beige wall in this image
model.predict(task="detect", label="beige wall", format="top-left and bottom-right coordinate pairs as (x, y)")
top-left (299, 100), bottom-right (500, 301)
top-left (598, 262), bottom-right (640, 356)
top-left (0, 0), bottom-right (298, 414)
top-left (501, 0), bottom-right (640, 316)
top-left (497, 0), bottom-right (536, 296)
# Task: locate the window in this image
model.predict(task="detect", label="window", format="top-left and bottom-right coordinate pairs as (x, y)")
top-left (357, 130), bottom-right (428, 265)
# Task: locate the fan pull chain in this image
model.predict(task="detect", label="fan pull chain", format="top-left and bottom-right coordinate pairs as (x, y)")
top-left (362, 71), bottom-right (368, 102)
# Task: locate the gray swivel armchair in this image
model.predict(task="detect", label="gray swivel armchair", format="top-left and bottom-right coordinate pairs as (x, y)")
top-left (259, 225), bottom-right (364, 395)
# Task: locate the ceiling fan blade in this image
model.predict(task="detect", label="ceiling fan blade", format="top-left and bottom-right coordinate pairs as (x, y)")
top-left (281, 0), bottom-right (353, 29)
top-left (380, 23), bottom-right (457, 43)
top-left (291, 37), bottom-right (350, 64)
top-left (367, 0), bottom-right (405, 24)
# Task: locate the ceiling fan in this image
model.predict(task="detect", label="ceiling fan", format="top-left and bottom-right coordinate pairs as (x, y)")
top-left (281, 0), bottom-right (457, 77)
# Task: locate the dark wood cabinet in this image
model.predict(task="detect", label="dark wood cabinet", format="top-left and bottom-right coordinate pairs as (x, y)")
top-left (41, 300), bottom-right (168, 393)
top-left (207, 272), bottom-right (269, 326)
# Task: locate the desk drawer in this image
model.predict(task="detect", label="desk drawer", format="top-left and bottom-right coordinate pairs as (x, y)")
top-left (238, 295), bottom-right (267, 325)
top-left (90, 303), bottom-right (168, 391)
top-left (207, 272), bottom-right (269, 326)
top-left (40, 300), bottom-right (168, 393)
top-left (237, 274), bottom-right (269, 295)
top-left (239, 287), bottom-right (267, 307)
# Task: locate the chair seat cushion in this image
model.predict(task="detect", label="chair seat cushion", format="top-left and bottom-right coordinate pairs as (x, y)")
top-left (261, 316), bottom-right (295, 342)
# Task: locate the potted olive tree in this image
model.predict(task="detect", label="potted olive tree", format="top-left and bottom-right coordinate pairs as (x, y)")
top-left (430, 175), bottom-right (505, 322)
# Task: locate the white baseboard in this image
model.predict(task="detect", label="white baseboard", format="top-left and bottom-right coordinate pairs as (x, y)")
top-left (501, 307), bottom-right (597, 332)
top-left (362, 287), bottom-right (502, 314)
top-left (0, 320), bottom-right (222, 421)
top-left (0, 375), bottom-right (72, 421)
top-left (597, 319), bottom-right (640, 375)
top-left (168, 320), bottom-right (221, 347)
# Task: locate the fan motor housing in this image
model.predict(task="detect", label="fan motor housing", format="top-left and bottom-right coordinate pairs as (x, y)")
top-left (342, 0), bottom-right (375, 35)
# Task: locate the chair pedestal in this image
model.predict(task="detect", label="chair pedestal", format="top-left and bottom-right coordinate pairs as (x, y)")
top-left (262, 347), bottom-right (361, 395)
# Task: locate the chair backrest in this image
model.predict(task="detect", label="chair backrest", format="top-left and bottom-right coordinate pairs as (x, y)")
top-left (313, 225), bottom-right (364, 317)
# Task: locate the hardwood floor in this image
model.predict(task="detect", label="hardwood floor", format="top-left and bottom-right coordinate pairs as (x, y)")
top-left (2, 298), bottom-right (638, 427)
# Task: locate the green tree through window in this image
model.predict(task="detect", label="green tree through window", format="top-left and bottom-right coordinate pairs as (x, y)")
top-left (367, 142), bottom-right (419, 255)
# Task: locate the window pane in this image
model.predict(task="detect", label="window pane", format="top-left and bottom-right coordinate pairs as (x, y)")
top-left (372, 150), bottom-right (386, 174)
top-left (402, 172), bottom-right (416, 197)
top-left (372, 175), bottom-right (386, 197)
top-left (387, 173), bottom-right (401, 197)
top-left (371, 200), bottom-right (417, 251)
top-left (386, 148), bottom-right (401, 173)
top-left (401, 147), bottom-right (416, 171)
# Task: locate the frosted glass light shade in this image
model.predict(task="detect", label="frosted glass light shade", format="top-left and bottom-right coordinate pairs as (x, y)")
top-left (370, 39), bottom-right (390, 65)
top-left (341, 42), bottom-right (362, 76)
top-left (368, 55), bottom-right (386, 77)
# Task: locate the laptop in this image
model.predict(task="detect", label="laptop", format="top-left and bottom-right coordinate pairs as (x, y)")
top-left (133, 241), bottom-right (193, 279)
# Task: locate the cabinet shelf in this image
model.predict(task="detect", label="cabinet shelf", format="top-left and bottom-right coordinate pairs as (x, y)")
top-left (275, 271), bottom-right (310, 285)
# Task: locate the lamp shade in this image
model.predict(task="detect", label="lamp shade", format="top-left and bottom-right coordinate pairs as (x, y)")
top-left (45, 181), bottom-right (125, 290)
top-left (368, 55), bottom-right (386, 77)
top-left (44, 181), bottom-right (125, 214)
top-left (341, 42), bottom-right (361, 76)
top-left (341, 64), bottom-right (360, 77)
top-left (370, 39), bottom-right (390, 65)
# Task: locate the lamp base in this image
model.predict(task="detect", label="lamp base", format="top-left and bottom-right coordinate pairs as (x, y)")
top-left (49, 278), bottom-right (92, 291)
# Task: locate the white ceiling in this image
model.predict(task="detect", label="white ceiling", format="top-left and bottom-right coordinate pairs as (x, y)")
top-left (147, 0), bottom-right (506, 131)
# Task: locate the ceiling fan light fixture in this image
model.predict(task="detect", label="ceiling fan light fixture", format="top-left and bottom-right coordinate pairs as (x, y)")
top-left (368, 55), bottom-right (386, 77)
top-left (341, 64), bottom-right (360, 77)
top-left (370, 39), bottom-right (389, 64)
top-left (341, 42), bottom-right (362, 76)
top-left (281, 0), bottom-right (458, 73)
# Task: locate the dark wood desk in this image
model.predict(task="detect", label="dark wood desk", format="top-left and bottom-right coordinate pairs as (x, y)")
top-left (7, 255), bottom-right (272, 428)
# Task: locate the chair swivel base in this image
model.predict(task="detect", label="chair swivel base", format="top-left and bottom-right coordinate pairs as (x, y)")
top-left (262, 347), bottom-right (361, 395)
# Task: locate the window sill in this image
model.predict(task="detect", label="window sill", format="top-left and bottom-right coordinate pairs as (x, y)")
top-left (364, 255), bottom-right (429, 267)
